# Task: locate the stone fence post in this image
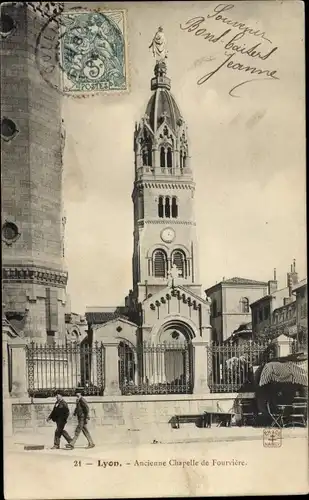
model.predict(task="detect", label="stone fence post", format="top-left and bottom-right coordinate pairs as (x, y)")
top-left (193, 341), bottom-right (210, 394)
top-left (9, 342), bottom-right (28, 398)
top-left (104, 343), bottom-right (121, 396)
top-left (276, 334), bottom-right (293, 358)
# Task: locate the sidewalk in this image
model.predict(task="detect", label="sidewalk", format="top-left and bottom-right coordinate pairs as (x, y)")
top-left (6, 424), bottom-right (308, 452)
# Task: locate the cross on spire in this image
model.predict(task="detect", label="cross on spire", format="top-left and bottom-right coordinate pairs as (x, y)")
top-left (168, 264), bottom-right (182, 287)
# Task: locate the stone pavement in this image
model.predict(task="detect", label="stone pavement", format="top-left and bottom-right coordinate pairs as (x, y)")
top-left (6, 424), bottom-right (307, 453)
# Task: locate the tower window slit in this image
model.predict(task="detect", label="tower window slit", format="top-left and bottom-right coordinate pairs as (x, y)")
top-left (158, 196), bottom-right (164, 218)
top-left (160, 147), bottom-right (166, 168)
top-left (165, 197), bottom-right (171, 218)
top-left (148, 146), bottom-right (152, 166)
top-left (180, 151), bottom-right (183, 170)
top-left (142, 149), bottom-right (148, 166)
top-left (171, 197), bottom-right (178, 218)
top-left (167, 148), bottom-right (172, 169)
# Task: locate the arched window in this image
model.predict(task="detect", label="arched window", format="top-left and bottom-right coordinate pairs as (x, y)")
top-left (165, 197), bottom-right (170, 218)
top-left (153, 250), bottom-right (167, 278)
top-left (180, 150), bottom-right (184, 170)
top-left (172, 250), bottom-right (186, 278)
top-left (158, 196), bottom-right (164, 218)
top-left (167, 147), bottom-right (172, 169)
top-left (171, 197), bottom-right (178, 218)
top-left (160, 147), bottom-right (166, 168)
top-left (240, 297), bottom-right (250, 313)
top-left (183, 152), bottom-right (187, 168)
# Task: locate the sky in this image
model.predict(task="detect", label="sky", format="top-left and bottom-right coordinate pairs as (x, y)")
top-left (62, 1), bottom-right (306, 314)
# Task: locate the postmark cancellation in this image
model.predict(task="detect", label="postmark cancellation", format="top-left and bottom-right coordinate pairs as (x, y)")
top-left (59, 9), bottom-right (128, 95)
top-left (263, 429), bottom-right (282, 448)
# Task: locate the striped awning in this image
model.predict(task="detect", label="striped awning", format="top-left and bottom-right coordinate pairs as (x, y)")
top-left (259, 361), bottom-right (308, 387)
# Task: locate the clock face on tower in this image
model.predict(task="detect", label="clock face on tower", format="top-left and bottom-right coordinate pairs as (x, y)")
top-left (161, 227), bottom-right (175, 243)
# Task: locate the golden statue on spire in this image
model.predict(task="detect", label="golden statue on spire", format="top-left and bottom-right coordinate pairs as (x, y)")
top-left (149, 26), bottom-right (168, 61)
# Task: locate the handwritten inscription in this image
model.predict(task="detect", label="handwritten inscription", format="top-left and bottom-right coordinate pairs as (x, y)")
top-left (207, 4), bottom-right (272, 43)
top-left (180, 4), bottom-right (279, 97)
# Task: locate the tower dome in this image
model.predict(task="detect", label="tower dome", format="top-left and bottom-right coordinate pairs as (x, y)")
top-left (134, 37), bottom-right (190, 176)
top-left (145, 61), bottom-right (183, 133)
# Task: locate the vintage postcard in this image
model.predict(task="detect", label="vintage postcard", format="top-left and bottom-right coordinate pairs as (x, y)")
top-left (2, 1), bottom-right (308, 499)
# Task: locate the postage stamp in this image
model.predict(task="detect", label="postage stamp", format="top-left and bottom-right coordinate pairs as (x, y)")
top-left (263, 429), bottom-right (282, 448)
top-left (59, 10), bottom-right (128, 95)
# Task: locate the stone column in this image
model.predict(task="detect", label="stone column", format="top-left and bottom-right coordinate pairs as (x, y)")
top-left (104, 343), bottom-right (121, 396)
top-left (3, 333), bottom-right (13, 437)
top-left (153, 147), bottom-right (159, 169)
top-left (193, 341), bottom-right (210, 394)
top-left (3, 335), bottom-right (10, 398)
top-left (10, 342), bottom-right (28, 398)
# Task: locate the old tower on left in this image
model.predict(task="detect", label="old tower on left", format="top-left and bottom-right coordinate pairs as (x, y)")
top-left (1, 2), bottom-right (67, 342)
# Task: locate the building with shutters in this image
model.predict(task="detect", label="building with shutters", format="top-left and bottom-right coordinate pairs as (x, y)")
top-left (250, 261), bottom-right (307, 340)
top-left (205, 277), bottom-right (268, 343)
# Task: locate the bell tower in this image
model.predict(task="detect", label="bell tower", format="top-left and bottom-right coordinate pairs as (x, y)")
top-left (1, 2), bottom-right (67, 342)
top-left (132, 33), bottom-right (201, 304)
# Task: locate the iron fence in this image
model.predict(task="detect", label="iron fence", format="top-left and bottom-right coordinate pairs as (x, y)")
top-left (119, 341), bottom-right (193, 395)
top-left (26, 341), bottom-right (105, 397)
top-left (207, 340), bottom-right (276, 393)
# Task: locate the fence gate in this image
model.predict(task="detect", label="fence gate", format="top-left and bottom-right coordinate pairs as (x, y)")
top-left (26, 341), bottom-right (105, 397)
top-left (119, 341), bottom-right (193, 395)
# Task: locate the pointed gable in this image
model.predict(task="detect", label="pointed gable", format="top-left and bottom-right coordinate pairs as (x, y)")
top-left (143, 284), bottom-right (208, 310)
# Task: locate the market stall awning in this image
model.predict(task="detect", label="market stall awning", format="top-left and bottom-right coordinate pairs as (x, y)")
top-left (259, 361), bottom-right (308, 387)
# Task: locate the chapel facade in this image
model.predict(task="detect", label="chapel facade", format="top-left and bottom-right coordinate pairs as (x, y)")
top-left (127, 58), bottom-right (211, 344)
top-left (89, 54), bottom-right (212, 393)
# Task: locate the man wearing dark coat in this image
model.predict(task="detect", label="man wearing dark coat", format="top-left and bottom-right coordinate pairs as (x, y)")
top-left (47, 392), bottom-right (72, 449)
top-left (66, 390), bottom-right (95, 449)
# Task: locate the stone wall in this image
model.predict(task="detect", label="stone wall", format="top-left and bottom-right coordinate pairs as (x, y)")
top-left (11, 393), bottom-right (254, 432)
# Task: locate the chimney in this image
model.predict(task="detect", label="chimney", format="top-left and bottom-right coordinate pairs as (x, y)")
top-left (268, 268), bottom-right (278, 294)
top-left (287, 259), bottom-right (299, 296)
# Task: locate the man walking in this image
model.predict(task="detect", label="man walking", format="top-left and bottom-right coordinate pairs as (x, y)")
top-left (47, 391), bottom-right (72, 449)
top-left (66, 390), bottom-right (95, 449)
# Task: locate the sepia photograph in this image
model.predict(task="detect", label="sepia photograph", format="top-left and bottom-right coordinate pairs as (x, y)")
top-left (1, 1), bottom-right (308, 498)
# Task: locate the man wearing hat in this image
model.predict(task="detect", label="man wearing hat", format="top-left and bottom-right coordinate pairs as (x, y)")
top-left (66, 390), bottom-right (95, 449)
top-left (47, 391), bottom-right (72, 449)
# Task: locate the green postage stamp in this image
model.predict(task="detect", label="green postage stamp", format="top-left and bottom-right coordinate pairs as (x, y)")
top-left (59, 10), bottom-right (128, 94)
